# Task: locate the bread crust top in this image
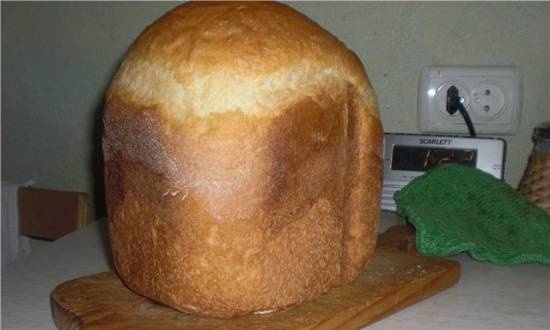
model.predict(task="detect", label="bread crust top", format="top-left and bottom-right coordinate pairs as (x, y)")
top-left (106, 1), bottom-right (379, 121)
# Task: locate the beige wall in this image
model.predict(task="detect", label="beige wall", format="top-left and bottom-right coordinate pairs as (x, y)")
top-left (2, 2), bottom-right (549, 218)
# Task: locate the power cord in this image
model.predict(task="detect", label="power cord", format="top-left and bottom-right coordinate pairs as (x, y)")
top-left (446, 86), bottom-right (477, 137)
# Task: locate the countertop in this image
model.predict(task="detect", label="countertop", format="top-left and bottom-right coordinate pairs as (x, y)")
top-left (2, 212), bottom-right (549, 330)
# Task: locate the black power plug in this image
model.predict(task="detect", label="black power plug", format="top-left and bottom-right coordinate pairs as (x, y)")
top-left (446, 85), bottom-right (461, 115)
top-left (446, 86), bottom-right (477, 137)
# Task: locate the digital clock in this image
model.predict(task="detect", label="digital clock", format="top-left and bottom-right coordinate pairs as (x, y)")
top-left (382, 133), bottom-right (506, 211)
top-left (391, 145), bottom-right (478, 172)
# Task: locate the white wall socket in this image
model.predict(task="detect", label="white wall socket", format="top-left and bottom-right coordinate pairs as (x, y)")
top-left (418, 65), bottom-right (522, 135)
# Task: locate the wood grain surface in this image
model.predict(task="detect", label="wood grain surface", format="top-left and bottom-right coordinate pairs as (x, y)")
top-left (50, 225), bottom-right (460, 330)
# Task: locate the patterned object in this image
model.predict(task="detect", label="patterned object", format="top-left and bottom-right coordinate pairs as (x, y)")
top-left (394, 164), bottom-right (550, 265)
top-left (518, 155), bottom-right (550, 213)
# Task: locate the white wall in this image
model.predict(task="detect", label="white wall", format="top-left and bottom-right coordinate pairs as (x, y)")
top-left (2, 2), bottom-right (549, 217)
top-left (2, 2), bottom-right (177, 217)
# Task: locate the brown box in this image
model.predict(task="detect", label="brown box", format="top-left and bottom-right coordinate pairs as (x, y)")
top-left (18, 187), bottom-right (90, 240)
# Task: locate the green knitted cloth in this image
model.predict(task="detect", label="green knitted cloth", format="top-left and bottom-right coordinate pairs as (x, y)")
top-left (394, 164), bottom-right (550, 265)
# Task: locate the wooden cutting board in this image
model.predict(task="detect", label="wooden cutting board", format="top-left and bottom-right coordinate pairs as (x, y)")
top-left (51, 225), bottom-right (460, 330)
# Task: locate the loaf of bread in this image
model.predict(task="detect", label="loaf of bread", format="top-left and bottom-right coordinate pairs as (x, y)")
top-left (103, 1), bottom-right (383, 318)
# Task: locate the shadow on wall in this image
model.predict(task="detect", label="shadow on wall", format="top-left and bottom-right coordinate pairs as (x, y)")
top-left (90, 59), bottom-right (125, 220)
top-left (91, 96), bottom-right (107, 219)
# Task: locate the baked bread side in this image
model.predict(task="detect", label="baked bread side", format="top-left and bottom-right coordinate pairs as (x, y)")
top-left (103, 1), bottom-right (382, 318)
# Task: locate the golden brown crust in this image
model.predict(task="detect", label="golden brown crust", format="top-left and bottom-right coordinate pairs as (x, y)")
top-left (106, 1), bottom-right (378, 121)
top-left (104, 1), bottom-right (383, 318)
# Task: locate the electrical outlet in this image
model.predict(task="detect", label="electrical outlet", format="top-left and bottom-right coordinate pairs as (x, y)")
top-left (418, 66), bottom-right (522, 135)
top-left (470, 81), bottom-right (506, 118)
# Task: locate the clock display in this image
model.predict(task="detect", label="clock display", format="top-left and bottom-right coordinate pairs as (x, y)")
top-left (391, 145), bottom-right (478, 172)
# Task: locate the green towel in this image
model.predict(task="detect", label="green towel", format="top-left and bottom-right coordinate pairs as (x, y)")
top-left (394, 164), bottom-right (550, 265)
